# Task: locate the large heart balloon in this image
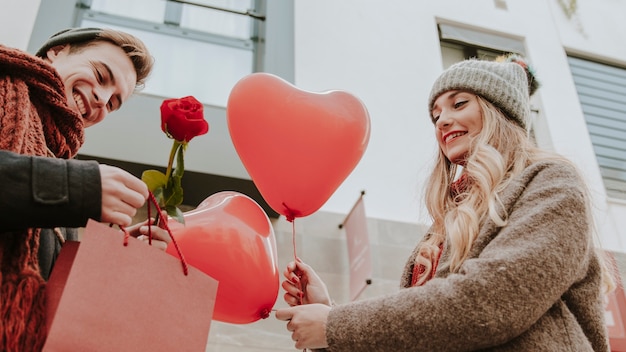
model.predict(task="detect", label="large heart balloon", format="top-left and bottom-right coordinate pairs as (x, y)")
top-left (227, 73), bottom-right (371, 220)
top-left (165, 191), bottom-right (279, 324)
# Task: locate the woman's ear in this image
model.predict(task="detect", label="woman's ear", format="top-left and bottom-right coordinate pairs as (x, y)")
top-left (45, 44), bottom-right (70, 62)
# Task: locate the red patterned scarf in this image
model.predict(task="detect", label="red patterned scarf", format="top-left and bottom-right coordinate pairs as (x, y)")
top-left (411, 174), bottom-right (471, 287)
top-left (411, 242), bottom-right (444, 287)
top-left (450, 173), bottom-right (470, 199)
top-left (0, 45), bottom-right (84, 351)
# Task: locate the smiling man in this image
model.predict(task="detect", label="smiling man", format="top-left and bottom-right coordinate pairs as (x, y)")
top-left (0, 27), bottom-right (154, 351)
top-left (35, 27), bottom-right (153, 127)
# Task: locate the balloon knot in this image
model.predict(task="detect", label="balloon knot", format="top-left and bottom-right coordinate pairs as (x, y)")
top-left (282, 203), bottom-right (296, 222)
top-left (260, 308), bottom-right (271, 319)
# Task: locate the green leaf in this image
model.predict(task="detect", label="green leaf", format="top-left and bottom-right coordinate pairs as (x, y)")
top-left (151, 186), bottom-right (166, 207)
top-left (141, 170), bottom-right (167, 192)
top-left (173, 143), bottom-right (185, 178)
top-left (145, 138), bottom-right (190, 220)
top-left (166, 205), bottom-right (185, 225)
top-left (164, 185), bottom-right (183, 207)
top-left (162, 169), bottom-right (183, 207)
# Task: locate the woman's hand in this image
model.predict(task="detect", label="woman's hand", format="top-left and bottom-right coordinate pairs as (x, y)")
top-left (125, 211), bottom-right (172, 251)
top-left (275, 303), bottom-right (331, 350)
top-left (282, 259), bottom-right (332, 306)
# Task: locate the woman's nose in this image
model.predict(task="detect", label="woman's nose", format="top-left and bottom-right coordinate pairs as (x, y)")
top-left (435, 111), bottom-right (451, 129)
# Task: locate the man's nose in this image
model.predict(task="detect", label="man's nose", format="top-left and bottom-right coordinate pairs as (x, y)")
top-left (93, 87), bottom-right (113, 109)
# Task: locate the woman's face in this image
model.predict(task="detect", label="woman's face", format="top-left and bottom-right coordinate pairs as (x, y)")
top-left (431, 90), bottom-right (483, 165)
top-left (46, 41), bottom-right (137, 128)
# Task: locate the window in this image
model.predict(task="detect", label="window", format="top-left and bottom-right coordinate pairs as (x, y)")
top-left (76, 0), bottom-right (265, 107)
top-left (438, 23), bottom-right (525, 68)
top-left (440, 41), bottom-right (505, 68)
top-left (568, 56), bottom-right (626, 200)
top-left (437, 23), bottom-right (540, 142)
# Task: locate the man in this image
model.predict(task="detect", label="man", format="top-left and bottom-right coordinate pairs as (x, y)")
top-left (0, 27), bottom-right (154, 350)
top-left (0, 149), bottom-right (148, 231)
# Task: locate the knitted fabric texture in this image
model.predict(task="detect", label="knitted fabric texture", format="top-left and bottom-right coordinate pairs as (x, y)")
top-left (0, 45), bottom-right (84, 351)
top-left (0, 46), bottom-right (83, 158)
top-left (428, 57), bottom-right (533, 130)
top-left (322, 161), bottom-right (608, 351)
top-left (35, 27), bottom-right (102, 58)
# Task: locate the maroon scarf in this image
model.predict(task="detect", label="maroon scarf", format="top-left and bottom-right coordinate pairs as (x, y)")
top-left (411, 174), bottom-right (471, 287)
top-left (450, 173), bottom-right (470, 199)
top-left (0, 45), bottom-right (84, 351)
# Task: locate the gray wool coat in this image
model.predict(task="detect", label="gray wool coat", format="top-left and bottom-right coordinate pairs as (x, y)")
top-left (322, 160), bottom-right (609, 351)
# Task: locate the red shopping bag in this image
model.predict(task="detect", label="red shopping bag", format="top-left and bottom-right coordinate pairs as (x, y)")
top-left (43, 219), bottom-right (218, 352)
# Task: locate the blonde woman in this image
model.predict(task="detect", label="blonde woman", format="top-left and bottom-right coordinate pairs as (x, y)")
top-left (276, 55), bottom-right (613, 351)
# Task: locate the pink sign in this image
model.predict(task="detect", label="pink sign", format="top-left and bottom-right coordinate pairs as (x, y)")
top-left (605, 252), bottom-right (626, 352)
top-left (342, 193), bottom-right (372, 301)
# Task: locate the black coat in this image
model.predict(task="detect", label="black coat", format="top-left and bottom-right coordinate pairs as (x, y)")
top-left (0, 150), bottom-right (101, 279)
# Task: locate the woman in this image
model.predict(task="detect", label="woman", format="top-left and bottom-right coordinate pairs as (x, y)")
top-left (275, 55), bottom-right (614, 351)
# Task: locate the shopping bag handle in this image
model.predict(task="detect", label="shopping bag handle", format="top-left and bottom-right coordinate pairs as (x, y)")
top-left (119, 192), bottom-right (190, 276)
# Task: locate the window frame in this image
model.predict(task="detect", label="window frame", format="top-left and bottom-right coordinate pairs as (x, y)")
top-left (74, 0), bottom-right (265, 107)
top-left (437, 24), bottom-right (540, 142)
top-left (76, 0), bottom-right (258, 51)
top-left (568, 55), bottom-right (626, 200)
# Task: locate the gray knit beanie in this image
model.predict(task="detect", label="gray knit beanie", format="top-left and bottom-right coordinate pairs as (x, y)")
top-left (35, 27), bottom-right (103, 58)
top-left (428, 55), bottom-right (539, 130)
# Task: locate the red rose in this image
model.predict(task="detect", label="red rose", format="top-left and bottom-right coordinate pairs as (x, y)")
top-left (160, 96), bottom-right (209, 142)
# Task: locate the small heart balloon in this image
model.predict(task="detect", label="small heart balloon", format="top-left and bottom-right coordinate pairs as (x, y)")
top-left (165, 191), bottom-right (279, 324)
top-left (227, 73), bottom-right (371, 220)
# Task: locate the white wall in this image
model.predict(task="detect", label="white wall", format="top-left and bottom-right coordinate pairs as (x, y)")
top-left (1, 0), bottom-right (623, 252)
top-left (549, 0), bottom-right (626, 62)
top-left (292, 0), bottom-right (625, 251)
top-left (547, 0), bottom-right (626, 254)
top-left (0, 0), bottom-right (40, 50)
top-left (293, 0), bottom-right (442, 225)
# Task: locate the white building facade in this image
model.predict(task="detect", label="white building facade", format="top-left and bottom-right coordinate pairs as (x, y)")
top-left (2, 0), bottom-right (626, 350)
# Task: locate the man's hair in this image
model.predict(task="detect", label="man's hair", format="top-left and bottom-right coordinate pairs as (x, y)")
top-left (68, 28), bottom-right (154, 90)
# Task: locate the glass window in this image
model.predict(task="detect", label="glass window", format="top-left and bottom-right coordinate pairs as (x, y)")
top-left (568, 56), bottom-right (626, 200)
top-left (88, 0), bottom-right (167, 23)
top-left (181, 0), bottom-right (253, 39)
top-left (439, 23), bottom-right (525, 56)
top-left (81, 19), bottom-right (253, 106)
top-left (77, 0), bottom-right (262, 107)
top-left (438, 26), bottom-right (539, 142)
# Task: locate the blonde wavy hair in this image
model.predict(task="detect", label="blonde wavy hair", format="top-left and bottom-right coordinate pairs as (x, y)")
top-left (414, 95), bottom-right (615, 292)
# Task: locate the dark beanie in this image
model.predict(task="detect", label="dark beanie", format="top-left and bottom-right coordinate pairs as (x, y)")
top-left (35, 27), bottom-right (103, 58)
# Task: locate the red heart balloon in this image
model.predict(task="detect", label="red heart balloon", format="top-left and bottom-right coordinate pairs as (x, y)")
top-left (227, 73), bottom-right (371, 220)
top-left (165, 191), bottom-right (279, 324)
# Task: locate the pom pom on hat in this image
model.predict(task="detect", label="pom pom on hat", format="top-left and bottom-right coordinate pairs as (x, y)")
top-left (35, 27), bottom-right (103, 58)
top-left (496, 54), bottom-right (540, 97)
top-left (428, 53), bottom-right (540, 130)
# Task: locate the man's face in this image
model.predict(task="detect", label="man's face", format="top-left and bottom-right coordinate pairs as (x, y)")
top-left (46, 41), bottom-right (137, 128)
